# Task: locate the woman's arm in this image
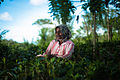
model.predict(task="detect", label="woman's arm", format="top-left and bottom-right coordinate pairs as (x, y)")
top-left (37, 40), bottom-right (55, 57)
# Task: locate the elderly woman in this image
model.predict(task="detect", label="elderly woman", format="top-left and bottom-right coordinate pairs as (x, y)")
top-left (37, 24), bottom-right (74, 59)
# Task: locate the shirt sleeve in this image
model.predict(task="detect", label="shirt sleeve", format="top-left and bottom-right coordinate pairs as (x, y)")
top-left (61, 42), bottom-right (74, 58)
top-left (43, 40), bottom-right (55, 56)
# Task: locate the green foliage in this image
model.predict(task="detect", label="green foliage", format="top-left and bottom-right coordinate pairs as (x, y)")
top-left (48, 0), bottom-right (76, 24)
top-left (36, 27), bottom-right (55, 51)
top-left (110, 14), bottom-right (120, 32)
top-left (0, 0), bottom-right (120, 79)
top-left (33, 19), bottom-right (53, 25)
top-left (0, 39), bottom-right (39, 79)
top-left (0, 30), bottom-right (9, 40)
top-left (82, 0), bottom-right (105, 13)
top-left (0, 38), bottom-right (120, 80)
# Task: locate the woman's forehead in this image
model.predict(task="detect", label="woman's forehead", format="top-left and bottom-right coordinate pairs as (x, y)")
top-left (55, 25), bottom-right (67, 32)
top-left (56, 27), bottom-right (60, 29)
top-left (56, 27), bottom-right (61, 31)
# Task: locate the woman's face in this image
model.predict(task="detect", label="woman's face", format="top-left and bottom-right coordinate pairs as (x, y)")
top-left (55, 28), bottom-right (63, 40)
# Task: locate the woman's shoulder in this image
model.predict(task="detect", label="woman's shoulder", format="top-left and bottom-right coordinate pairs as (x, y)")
top-left (51, 40), bottom-right (56, 42)
top-left (64, 40), bottom-right (74, 45)
top-left (50, 40), bottom-right (56, 44)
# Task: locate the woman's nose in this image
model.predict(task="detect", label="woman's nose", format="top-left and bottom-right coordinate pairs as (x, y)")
top-left (56, 33), bottom-right (58, 35)
top-left (59, 33), bottom-right (62, 35)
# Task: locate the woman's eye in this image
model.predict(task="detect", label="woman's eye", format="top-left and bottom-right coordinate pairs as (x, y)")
top-left (56, 31), bottom-right (60, 33)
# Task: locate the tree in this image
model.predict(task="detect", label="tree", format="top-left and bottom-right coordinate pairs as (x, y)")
top-left (33, 19), bottom-right (54, 50)
top-left (104, 0), bottom-right (113, 41)
top-left (33, 19), bottom-right (53, 25)
top-left (36, 27), bottom-right (55, 51)
top-left (81, 0), bottom-right (105, 54)
top-left (111, 0), bottom-right (120, 8)
top-left (99, 0), bottom-right (120, 41)
top-left (39, 28), bottom-right (48, 42)
top-left (0, 0), bottom-right (4, 4)
top-left (109, 10), bottom-right (120, 40)
top-left (48, 0), bottom-right (76, 24)
top-left (0, 29), bottom-right (9, 40)
top-left (32, 19), bottom-right (54, 43)
top-left (47, 28), bottom-right (55, 41)
top-left (82, 12), bottom-right (93, 37)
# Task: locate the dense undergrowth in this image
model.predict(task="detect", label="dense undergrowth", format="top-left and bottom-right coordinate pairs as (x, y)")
top-left (0, 39), bottom-right (120, 80)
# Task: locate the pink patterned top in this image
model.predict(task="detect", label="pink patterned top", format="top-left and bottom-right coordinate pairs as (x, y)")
top-left (43, 40), bottom-right (74, 58)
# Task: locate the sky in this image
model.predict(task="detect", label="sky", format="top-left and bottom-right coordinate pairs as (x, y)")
top-left (0, 0), bottom-right (87, 43)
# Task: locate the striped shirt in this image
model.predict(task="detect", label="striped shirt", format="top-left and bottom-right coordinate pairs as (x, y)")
top-left (43, 40), bottom-right (74, 58)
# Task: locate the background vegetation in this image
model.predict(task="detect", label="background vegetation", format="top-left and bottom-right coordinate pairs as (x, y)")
top-left (0, 0), bottom-right (120, 80)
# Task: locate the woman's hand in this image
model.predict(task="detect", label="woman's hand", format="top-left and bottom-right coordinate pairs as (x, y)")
top-left (36, 54), bottom-right (45, 57)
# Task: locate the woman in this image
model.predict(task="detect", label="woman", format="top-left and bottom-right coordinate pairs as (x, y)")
top-left (37, 24), bottom-right (74, 59)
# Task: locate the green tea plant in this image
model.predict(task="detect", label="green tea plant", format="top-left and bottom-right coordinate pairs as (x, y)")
top-left (0, 39), bottom-right (120, 80)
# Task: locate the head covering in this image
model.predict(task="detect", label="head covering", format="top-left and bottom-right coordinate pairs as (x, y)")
top-left (55, 24), bottom-right (72, 43)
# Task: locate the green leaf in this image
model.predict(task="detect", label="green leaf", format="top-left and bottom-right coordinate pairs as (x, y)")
top-left (2, 57), bottom-right (6, 64)
top-left (50, 57), bottom-right (56, 63)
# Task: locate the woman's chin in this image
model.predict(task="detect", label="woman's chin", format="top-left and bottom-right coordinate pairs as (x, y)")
top-left (56, 37), bottom-right (60, 40)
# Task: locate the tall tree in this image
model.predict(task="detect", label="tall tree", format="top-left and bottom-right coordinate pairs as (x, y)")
top-left (81, 0), bottom-right (105, 54)
top-left (109, 9), bottom-right (120, 39)
top-left (100, 0), bottom-right (120, 41)
top-left (82, 12), bottom-right (93, 37)
top-left (104, 0), bottom-right (113, 41)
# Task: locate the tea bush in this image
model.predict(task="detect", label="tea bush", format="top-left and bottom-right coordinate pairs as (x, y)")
top-left (0, 39), bottom-right (120, 80)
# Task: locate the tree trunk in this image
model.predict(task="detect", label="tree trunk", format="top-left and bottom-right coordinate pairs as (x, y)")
top-left (107, 7), bottom-right (112, 41)
top-left (118, 29), bottom-right (120, 35)
top-left (107, 14), bottom-right (110, 41)
top-left (90, 25), bottom-right (93, 34)
top-left (85, 24), bottom-right (88, 37)
top-left (93, 13), bottom-right (97, 55)
top-left (110, 25), bottom-right (112, 40)
top-left (83, 18), bottom-right (89, 37)
top-left (118, 29), bottom-right (120, 40)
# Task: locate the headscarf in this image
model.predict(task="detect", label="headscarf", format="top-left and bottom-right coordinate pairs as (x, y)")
top-left (55, 24), bottom-right (72, 43)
